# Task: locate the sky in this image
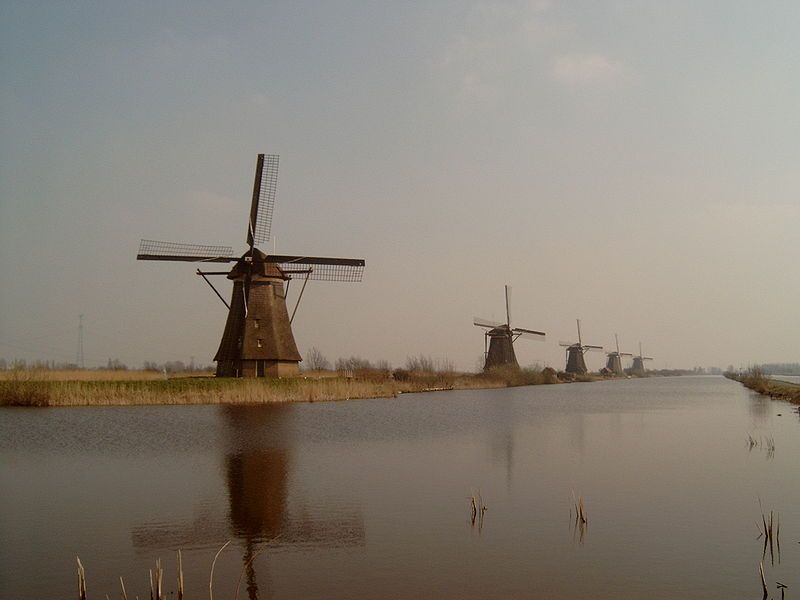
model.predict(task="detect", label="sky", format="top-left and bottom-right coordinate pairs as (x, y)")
top-left (1, 0), bottom-right (798, 372)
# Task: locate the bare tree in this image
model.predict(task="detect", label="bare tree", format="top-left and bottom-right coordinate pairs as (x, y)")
top-left (304, 347), bottom-right (332, 371)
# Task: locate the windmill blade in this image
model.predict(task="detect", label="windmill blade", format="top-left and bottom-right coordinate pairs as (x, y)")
top-left (584, 345), bottom-right (604, 352)
top-left (558, 341), bottom-right (574, 347)
top-left (620, 352), bottom-right (634, 357)
top-left (504, 285), bottom-right (512, 327)
top-left (137, 239), bottom-right (235, 262)
top-left (514, 330), bottom-right (546, 341)
top-left (512, 327), bottom-right (545, 337)
top-left (246, 153), bottom-right (279, 248)
top-left (266, 255), bottom-right (365, 282)
top-left (474, 317), bottom-right (502, 329)
top-left (643, 356), bottom-right (654, 361)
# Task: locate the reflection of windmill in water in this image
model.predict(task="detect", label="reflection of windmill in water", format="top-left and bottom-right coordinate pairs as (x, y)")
top-left (559, 319), bottom-right (603, 374)
top-left (131, 405), bottom-right (364, 599)
top-left (137, 154), bottom-right (365, 377)
top-left (605, 334), bottom-right (633, 375)
top-left (630, 342), bottom-right (654, 375)
top-left (473, 285), bottom-right (545, 370)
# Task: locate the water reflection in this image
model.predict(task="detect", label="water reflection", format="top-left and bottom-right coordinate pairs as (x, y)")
top-left (132, 404), bottom-right (364, 599)
top-left (486, 399), bottom-right (516, 489)
top-left (748, 395), bottom-right (771, 425)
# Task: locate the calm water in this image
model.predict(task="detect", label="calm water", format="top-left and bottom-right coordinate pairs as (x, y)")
top-left (1, 377), bottom-right (798, 599)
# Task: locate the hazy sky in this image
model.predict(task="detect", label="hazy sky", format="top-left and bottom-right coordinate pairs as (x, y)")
top-left (1, 1), bottom-right (798, 372)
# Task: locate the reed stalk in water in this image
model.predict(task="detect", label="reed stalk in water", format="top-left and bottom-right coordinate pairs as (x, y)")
top-left (209, 540), bottom-right (231, 600)
top-left (77, 557), bottom-right (86, 600)
top-left (177, 549), bottom-right (184, 600)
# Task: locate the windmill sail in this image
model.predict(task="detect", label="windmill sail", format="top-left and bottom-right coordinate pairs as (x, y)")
top-left (563, 320), bottom-right (602, 374)
top-left (474, 317), bottom-right (503, 329)
top-left (475, 284), bottom-right (546, 370)
top-left (137, 239), bottom-right (234, 262)
top-left (247, 154), bottom-right (279, 248)
top-left (137, 152), bottom-right (365, 379)
top-left (512, 327), bottom-right (545, 339)
top-left (269, 255), bottom-right (365, 282)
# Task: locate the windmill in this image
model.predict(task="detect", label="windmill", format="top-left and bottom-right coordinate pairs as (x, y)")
top-left (473, 285), bottom-right (545, 370)
top-left (631, 342), bottom-right (654, 375)
top-left (559, 319), bottom-right (603, 374)
top-left (137, 153), bottom-right (365, 378)
top-left (605, 334), bottom-right (633, 375)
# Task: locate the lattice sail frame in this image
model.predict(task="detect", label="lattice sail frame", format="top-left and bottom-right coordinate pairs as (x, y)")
top-left (249, 154), bottom-right (279, 246)
top-left (138, 239), bottom-right (234, 261)
top-left (271, 256), bottom-right (365, 282)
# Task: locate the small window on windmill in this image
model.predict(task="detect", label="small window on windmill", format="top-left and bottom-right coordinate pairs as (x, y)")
top-left (254, 319), bottom-right (260, 329)
top-left (257, 339), bottom-right (263, 348)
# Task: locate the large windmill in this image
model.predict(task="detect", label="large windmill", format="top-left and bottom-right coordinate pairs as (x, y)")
top-left (473, 285), bottom-right (545, 370)
top-left (631, 342), bottom-right (654, 375)
top-left (559, 319), bottom-right (603, 374)
top-left (137, 153), bottom-right (365, 378)
top-left (605, 334), bottom-right (633, 375)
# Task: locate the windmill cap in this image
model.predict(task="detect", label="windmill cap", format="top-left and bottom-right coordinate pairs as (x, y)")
top-left (229, 248), bottom-right (285, 279)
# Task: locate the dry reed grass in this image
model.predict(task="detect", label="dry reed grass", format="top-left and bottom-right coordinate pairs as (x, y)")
top-left (757, 500), bottom-right (781, 566)
top-left (0, 376), bottom-right (400, 407)
top-left (1, 364), bottom-right (567, 407)
top-left (727, 369), bottom-right (800, 405)
top-left (77, 541), bottom-right (283, 600)
top-left (0, 368), bottom-right (213, 382)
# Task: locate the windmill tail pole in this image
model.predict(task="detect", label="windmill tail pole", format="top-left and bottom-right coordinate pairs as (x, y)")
top-left (197, 270), bottom-right (231, 309)
top-left (290, 270), bottom-right (312, 324)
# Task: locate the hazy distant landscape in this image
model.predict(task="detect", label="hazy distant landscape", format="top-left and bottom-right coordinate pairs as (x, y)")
top-left (1, 2), bottom-right (798, 599)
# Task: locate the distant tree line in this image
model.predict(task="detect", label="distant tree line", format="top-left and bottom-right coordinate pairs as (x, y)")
top-left (302, 347), bottom-right (455, 379)
top-left (0, 357), bottom-right (212, 373)
top-left (0, 358), bottom-right (82, 370)
top-left (142, 360), bottom-right (213, 373)
top-left (758, 363), bottom-right (800, 375)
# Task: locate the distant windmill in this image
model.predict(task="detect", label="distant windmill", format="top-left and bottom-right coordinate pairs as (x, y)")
top-left (473, 285), bottom-right (545, 370)
top-left (559, 319), bottom-right (603, 374)
top-left (605, 334), bottom-right (633, 375)
top-left (137, 153), bottom-right (365, 378)
top-left (631, 342), bottom-right (654, 375)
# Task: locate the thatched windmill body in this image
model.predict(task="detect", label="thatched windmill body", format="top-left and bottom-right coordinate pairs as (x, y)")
top-left (605, 334), bottom-right (633, 375)
top-left (474, 285), bottom-right (545, 370)
top-left (631, 342), bottom-right (654, 375)
top-left (137, 154), bottom-right (365, 378)
top-left (559, 319), bottom-right (603, 374)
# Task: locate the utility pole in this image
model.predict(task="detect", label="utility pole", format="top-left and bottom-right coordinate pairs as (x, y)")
top-left (77, 314), bottom-right (85, 369)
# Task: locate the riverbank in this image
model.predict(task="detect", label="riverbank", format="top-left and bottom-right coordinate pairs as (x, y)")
top-left (0, 366), bottom-right (572, 407)
top-left (725, 369), bottom-right (800, 405)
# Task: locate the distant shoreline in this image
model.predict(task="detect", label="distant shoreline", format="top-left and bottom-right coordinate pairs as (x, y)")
top-left (0, 368), bottom-right (699, 407)
top-left (0, 367), bottom-right (597, 407)
top-left (0, 369), bottom-right (527, 407)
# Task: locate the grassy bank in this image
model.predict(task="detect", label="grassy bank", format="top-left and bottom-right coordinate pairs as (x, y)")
top-left (0, 365), bottom-right (565, 407)
top-left (725, 368), bottom-right (800, 405)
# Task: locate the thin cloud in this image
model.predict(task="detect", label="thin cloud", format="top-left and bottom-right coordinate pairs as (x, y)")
top-left (551, 53), bottom-right (625, 85)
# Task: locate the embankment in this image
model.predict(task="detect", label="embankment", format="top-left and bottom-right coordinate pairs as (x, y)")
top-left (0, 366), bottom-right (565, 407)
top-left (725, 369), bottom-right (800, 405)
